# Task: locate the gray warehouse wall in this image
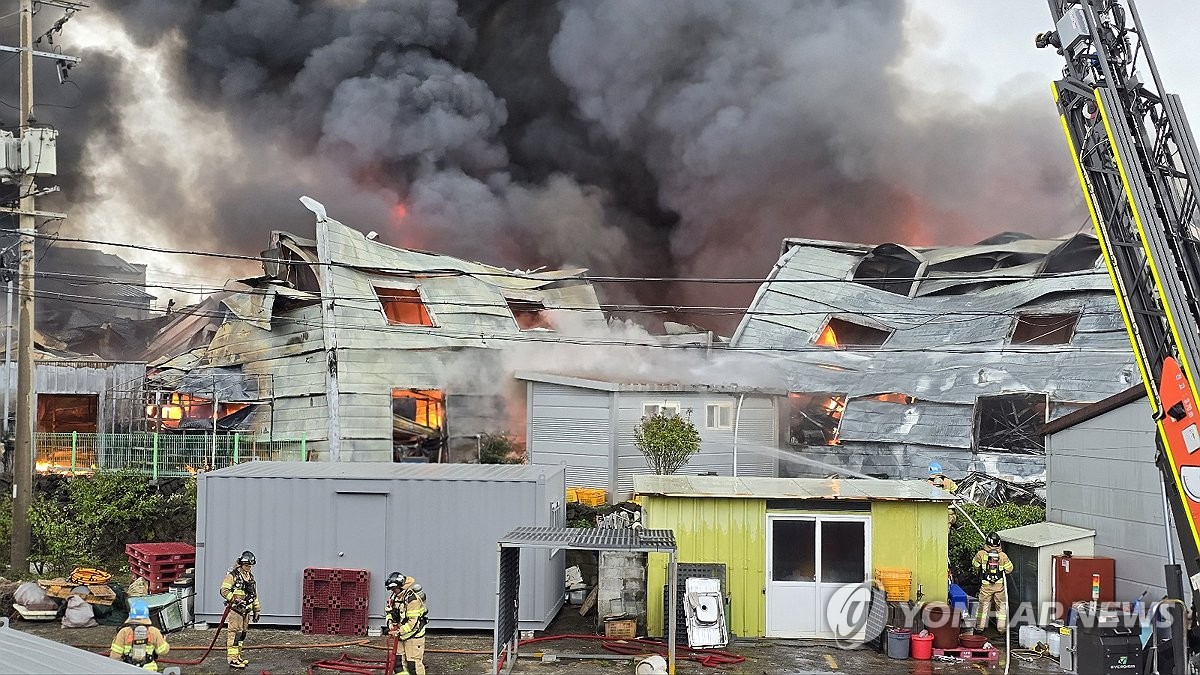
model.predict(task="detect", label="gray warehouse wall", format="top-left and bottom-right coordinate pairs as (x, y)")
top-left (527, 382), bottom-right (614, 491)
top-left (194, 463), bottom-right (566, 631)
top-left (1046, 399), bottom-right (1186, 601)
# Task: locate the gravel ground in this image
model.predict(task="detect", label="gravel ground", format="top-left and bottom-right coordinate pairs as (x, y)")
top-left (10, 611), bottom-right (1065, 675)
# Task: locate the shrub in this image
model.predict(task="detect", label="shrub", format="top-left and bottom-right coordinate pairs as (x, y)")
top-left (24, 471), bottom-right (197, 575)
top-left (478, 433), bottom-right (524, 464)
top-left (634, 411), bottom-right (701, 475)
top-left (949, 502), bottom-right (1045, 592)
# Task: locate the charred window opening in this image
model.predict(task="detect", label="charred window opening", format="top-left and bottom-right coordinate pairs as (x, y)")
top-left (507, 298), bottom-right (554, 331)
top-left (787, 392), bottom-right (846, 446)
top-left (35, 394), bottom-right (100, 472)
top-left (376, 288), bottom-right (435, 326)
top-left (1042, 233), bottom-right (1101, 274)
top-left (392, 389), bottom-right (446, 462)
top-left (974, 393), bottom-right (1048, 454)
top-left (852, 244), bottom-right (921, 296)
top-left (1010, 312), bottom-right (1079, 345)
top-left (37, 394), bottom-right (98, 433)
top-left (815, 317), bottom-right (891, 349)
top-left (865, 393), bottom-right (915, 404)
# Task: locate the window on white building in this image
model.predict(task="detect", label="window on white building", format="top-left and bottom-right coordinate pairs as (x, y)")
top-left (642, 401), bottom-right (681, 418)
top-left (706, 402), bottom-right (733, 430)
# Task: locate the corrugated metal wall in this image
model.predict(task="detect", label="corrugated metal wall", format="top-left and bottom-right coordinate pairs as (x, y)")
top-left (194, 463), bottom-right (566, 630)
top-left (870, 501), bottom-right (949, 603)
top-left (527, 382), bottom-right (614, 490)
top-left (1046, 400), bottom-right (1184, 600)
top-left (641, 496), bottom-right (767, 638)
top-left (0, 360), bottom-right (145, 432)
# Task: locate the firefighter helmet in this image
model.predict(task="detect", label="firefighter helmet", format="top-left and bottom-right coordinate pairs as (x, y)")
top-left (985, 533), bottom-right (1001, 548)
top-left (385, 571), bottom-right (406, 590)
top-left (928, 462), bottom-right (943, 476)
top-left (129, 599), bottom-right (150, 621)
top-left (236, 550), bottom-right (256, 566)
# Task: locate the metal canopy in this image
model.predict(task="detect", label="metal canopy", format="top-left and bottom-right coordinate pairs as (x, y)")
top-left (498, 526), bottom-right (677, 552)
top-left (493, 527), bottom-right (680, 675)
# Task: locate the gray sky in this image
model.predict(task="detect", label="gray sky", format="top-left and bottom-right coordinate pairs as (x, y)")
top-left (903, 1), bottom-right (1200, 109)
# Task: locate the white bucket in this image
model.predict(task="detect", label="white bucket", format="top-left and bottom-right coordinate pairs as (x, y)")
top-left (1047, 631), bottom-right (1061, 657)
top-left (1023, 627), bottom-right (1047, 649)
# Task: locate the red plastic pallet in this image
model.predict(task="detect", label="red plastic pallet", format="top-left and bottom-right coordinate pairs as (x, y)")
top-left (301, 568), bottom-right (369, 636)
top-left (132, 559), bottom-right (194, 573)
top-left (302, 606), bottom-right (368, 637)
top-left (126, 542), bottom-right (196, 565)
top-left (933, 647), bottom-right (999, 662)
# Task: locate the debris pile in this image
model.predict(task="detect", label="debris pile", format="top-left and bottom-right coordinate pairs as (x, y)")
top-left (954, 471), bottom-right (1045, 508)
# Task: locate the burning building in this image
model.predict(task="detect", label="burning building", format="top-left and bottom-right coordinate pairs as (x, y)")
top-left (730, 232), bottom-right (1135, 479)
top-left (146, 199), bottom-right (609, 463)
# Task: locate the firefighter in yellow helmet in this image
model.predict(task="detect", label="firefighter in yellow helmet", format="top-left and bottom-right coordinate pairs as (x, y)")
top-left (385, 571), bottom-right (428, 675)
top-left (109, 599), bottom-right (170, 671)
top-left (973, 533), bottom-right (1014, 635)
top-left (219, 550), bottom-right (260, 669)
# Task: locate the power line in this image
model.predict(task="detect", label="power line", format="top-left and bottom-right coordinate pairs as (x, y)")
top-left (0, 226), bottom-right (1112, 286)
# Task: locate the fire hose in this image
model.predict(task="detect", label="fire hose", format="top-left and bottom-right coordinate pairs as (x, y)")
top-left (156, 602), bottom-right (232, 666)
top-left (308, 631), bottom-right (397, 675)
top-left (495, 633), bottom-right (746, 671)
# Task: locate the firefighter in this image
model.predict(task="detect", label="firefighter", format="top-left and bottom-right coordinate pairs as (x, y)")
top-left (385, 571), bottom-right (428, 675)
top-left (973, 533), bottom-right (1013, 636)
top-left (109, 599), bottom-right (170, 671)
top-left (928, 462), bottom-right (958, 526)
top-left (927, 462), bottom-right (958, 493)
top-left (219, 550), bottom-right (260, 670)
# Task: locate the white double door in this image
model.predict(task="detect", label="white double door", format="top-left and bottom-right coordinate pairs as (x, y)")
top-left (765, 514), bottom-right (870, 638)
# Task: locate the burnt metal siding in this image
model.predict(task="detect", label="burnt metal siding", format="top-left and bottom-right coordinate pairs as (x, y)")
top-left (729, 237), bottom-right (1137, 478)
top-left (194, 462), bottom-right (566, 630)
top-left (201, 219), bottom-right (607, 462)
top-left (614, 392), bottom-right (778, 499)
top-left (1046, 399), bottom-right (1184, 601)
top-left (526, 382), bottom-right (614, 491)
top-left (778, 441), bottom-right (1046, 480)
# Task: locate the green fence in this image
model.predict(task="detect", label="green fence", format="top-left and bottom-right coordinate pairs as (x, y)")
top-left (33, 432), bottom-right (308, 478)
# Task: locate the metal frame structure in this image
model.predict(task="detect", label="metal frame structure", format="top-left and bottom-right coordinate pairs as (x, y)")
top-left (1039, 1), bottom-right (1200, 669)
top-left (1040, 0), bottom-right (1200, 571)
top-left (493, 527), bottom-right (679, 675)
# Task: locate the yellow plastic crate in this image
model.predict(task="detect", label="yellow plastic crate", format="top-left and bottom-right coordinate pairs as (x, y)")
top-left (576, 488), bottom-right (606, 507)
top-left (874, 567), bottom-right (912, 601)
top-left (566, 488), bottom-right (580, 503)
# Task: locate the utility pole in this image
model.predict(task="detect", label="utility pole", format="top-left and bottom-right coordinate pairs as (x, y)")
top-left (10, 0), bottom-right (36, 575)
top-left (3, 0), bottom-right (83, 573)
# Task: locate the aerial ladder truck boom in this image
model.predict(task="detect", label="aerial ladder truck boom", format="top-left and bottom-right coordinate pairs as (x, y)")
top-left (1038, 0), bottom-right (1200, 649)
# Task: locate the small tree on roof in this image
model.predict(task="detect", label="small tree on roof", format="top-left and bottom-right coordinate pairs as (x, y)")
top-left (634, 410), bottom-right (701, 475)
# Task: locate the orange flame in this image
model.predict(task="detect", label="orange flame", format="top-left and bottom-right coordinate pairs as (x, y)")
top-left (816, 324), bottom-right (839, 348)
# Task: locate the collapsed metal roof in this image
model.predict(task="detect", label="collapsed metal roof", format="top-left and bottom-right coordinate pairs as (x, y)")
top-left (730, 233), bottom-right (1136, 451)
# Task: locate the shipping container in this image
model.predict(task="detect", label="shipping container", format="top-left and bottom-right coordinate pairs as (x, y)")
top-left (194, 462), bottom-right (565, 630)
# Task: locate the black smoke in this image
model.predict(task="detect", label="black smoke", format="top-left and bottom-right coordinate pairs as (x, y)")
top-left (11, 1), bottom-right (1082, 332)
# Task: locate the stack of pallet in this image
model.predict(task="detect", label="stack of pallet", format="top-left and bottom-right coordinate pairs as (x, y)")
top-left (301, 567), bottom-right (370, 636)
top-left (126, 543), bottom-right (196, 594)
